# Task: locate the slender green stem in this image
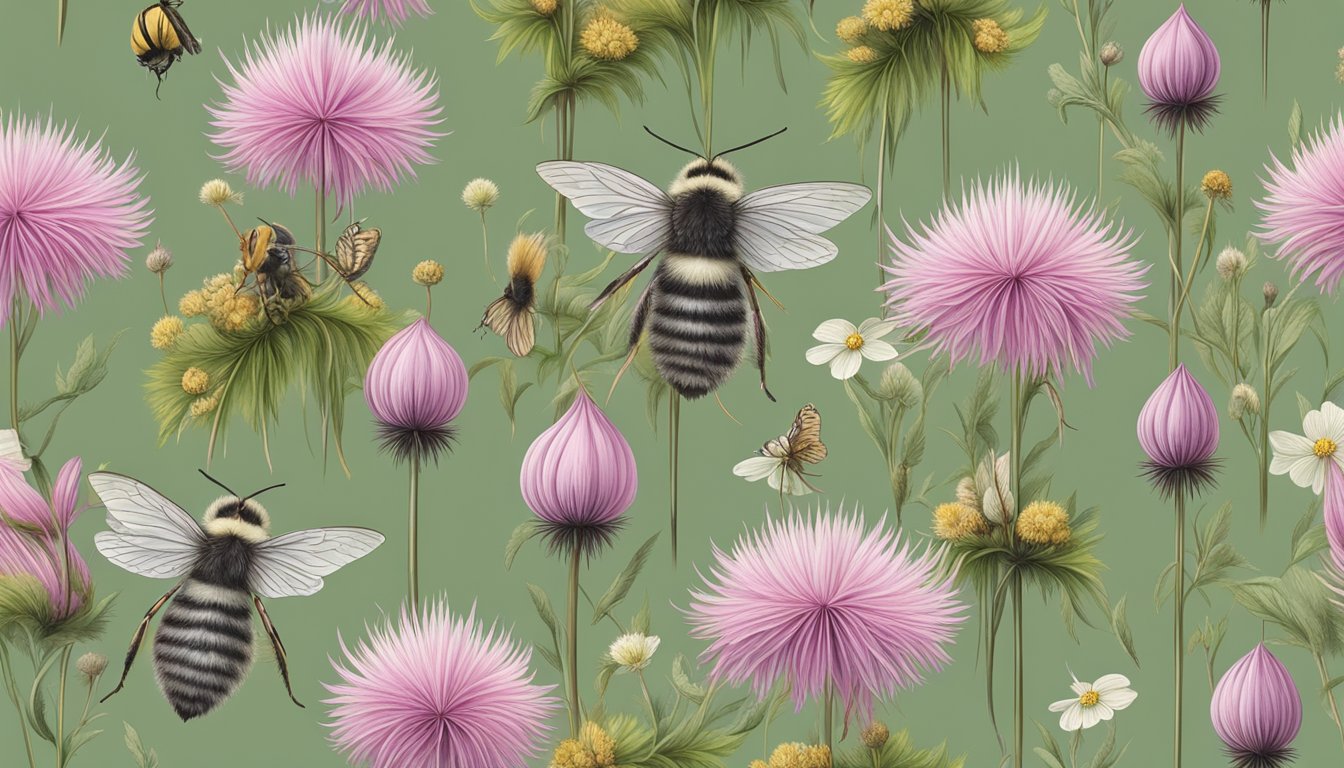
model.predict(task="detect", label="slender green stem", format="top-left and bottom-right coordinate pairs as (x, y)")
top-left (480, 211), bottom-right (495, 286)
top-left (1314, 653), bottom-right (1344, 754)
top-left (1260, 307), bottom-right (1272, 529)
top-left (1173, 493), bottom-right (1186, 768)
top-left (940, 54), bottom-right (951, 199)
top-left (670, 393), bottom-right (681, 564)
top-left (638, 670), bottom-right (658, 737)
top-left (702, 6), bottom-right (721, 157)
top-left (407, 455), bottom-right (421, 609)
top-left (158, 274), bottom-right (169, 315)
top-left (9, 298), bottom-right (20, 430)
top-left (425, 286), bottom-right (433, 322)
top-left (1098, 69), bottom-right (1108, 197)
top-left (823, 678), bottom-right (834, 756)
top-left (567, 544), bottom-right (582, 737)
top-left (1169, 122), bottom-right (1187, 371)
top-left (0, 643), bottom-right (37, 768)
top-left (314, 173), bottom-right (327, 283)
top-left (1069, 729), bottom-right (1083, 768)
top-left (1010, 371), bottom-right (1025, 768)
top-left (76, 676), bottom-right (95, 729)
top-left (1261, 1), bottom-right (1270, 100)
top-left (876, 100), bottom-right (889, 289)
top-left (1171, 199), bottom-right (1216, 338)
top-left (55, 645), bottom-right (71, 768)
top-left (870, 747), bottom-right (881, 768)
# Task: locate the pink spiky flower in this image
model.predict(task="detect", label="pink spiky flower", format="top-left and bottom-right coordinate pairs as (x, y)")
top-left (687, 506), bottom-right (964, 716)
top-left (339, 0), bottom-right (433, 25)
top-left (0, 454), bottom-right (90, 619)
top-left (1257, 113), bottom-right (1344, 295)
top-left (325, 601), bottom-right (559, 768)
top-left (883, 172), bottom-right (1146, 385)
top-left (209, 14), bottom-right (443, 208)
top-left (0, 114), bottom-right (151, 327)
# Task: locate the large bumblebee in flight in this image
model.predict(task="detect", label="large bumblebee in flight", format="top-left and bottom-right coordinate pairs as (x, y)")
top-left (92, 471), bottom-right (383, 720)
top-left (538, 128), bottom-right (871, 401)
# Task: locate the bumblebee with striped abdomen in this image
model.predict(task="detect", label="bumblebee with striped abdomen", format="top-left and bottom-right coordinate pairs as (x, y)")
top-left (131, 1), bottom-right (200, 97)
top-left (239, 222), bottom-right (311, 321)
top-left (92, 471), bottom-right (383, 721)
top-left (537, 128), bottom-right (871, 400)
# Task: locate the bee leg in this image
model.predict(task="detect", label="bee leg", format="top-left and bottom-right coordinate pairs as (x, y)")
top-left (254, 596), bottom-right (304, 709)
top-left (99, 583), bottom-right (181, 704)
top-left (608, 280), bottom-right (656, 403)
top-left (713, 392), bottom-right (742, 425)
top-left (589, 252), bottom-right (658, 313)
top-left (740, 266), bottom-right (777, 402)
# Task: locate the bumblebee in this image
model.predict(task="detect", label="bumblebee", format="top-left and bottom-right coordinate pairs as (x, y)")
top-left (240, 223), bottom-right (311, 322)
top-left (131, 1), bottom-right (200, 96)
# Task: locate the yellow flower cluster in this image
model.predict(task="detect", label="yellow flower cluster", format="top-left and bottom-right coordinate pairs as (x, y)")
top-left (933, 502), bottom-right (988, 541)
top-left (862, 0), bottom-right (914, 32)
top-left (1016, 500), bottom-right (1072, 546)
top-left (972, 19), bottom-right (1009, 54)
top-left (550, 722), bottom-right (616, 768)
top-left (189, 393), bottom-right (219, 419)
top-left (861, 722), bottom-right (890, 749)
top-left (181, 367), bottom-right (210, 395)
top-left (1201, 170), bottom-right (1233, 201)
top-left (150, 316), bottom-right (184, 350)
top-left (413, 260), bottom-right (445, 287)
top-left (182, 274), bottom-right (260, 332)
top-left (755, 743), bottom-right (831, 768)
top-left (581, 13), bottom-right (638, 61)
top-left (531, 0), bottom-right (558, 16)
top-left (346, 282), bottom-right (385, 311)
top-left (847, 45), bottom-right (879, 64)
top-left (837, 16), bottom-right (868, 44)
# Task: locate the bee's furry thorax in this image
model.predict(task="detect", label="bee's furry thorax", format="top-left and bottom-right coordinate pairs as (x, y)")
top-left (669, 158), bottom-right (744, 202)
top-left (202, 496), bottom-right (271, 542)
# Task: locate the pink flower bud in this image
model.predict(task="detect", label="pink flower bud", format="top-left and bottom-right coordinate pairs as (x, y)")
top-left (520, 389), bottom-right (637, 555)
top-left (1137, 364), bottom-right (1219, 497)
top-left (1211, 644), bottom-right (1301, 768)
top-left (1138, 5), bottom-right (1221, 134)
top-left (364, 318), bottom-right (468, 463)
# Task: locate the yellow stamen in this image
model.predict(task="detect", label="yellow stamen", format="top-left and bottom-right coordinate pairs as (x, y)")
top-left (1315, 437), bottom-right (1338, 458)
top-left (845, 333), bottom-right (865, 351)
top-left (1079, 690), bottom-right (1100, 707)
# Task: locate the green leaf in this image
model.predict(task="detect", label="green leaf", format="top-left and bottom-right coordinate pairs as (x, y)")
top-left (592, 534), bottom-right (658, 624)
top-left (1033, 750), bottom-right (1067, 768)
top-left (504, 520), bottom-right (542, 570)
top-left (670, 653), bottom-right (706, 704)
top-left (124, 722), bottom-right (159, 768)
top-left (1110, 595), bottom-right (1140, 668)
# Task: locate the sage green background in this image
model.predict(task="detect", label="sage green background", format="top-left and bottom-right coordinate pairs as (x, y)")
top-left (2, 0), bottom-right (1343, 765)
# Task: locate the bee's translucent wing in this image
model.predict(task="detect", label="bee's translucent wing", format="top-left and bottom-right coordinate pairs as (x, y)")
top-left (734, 182), bottom-right (872, 272)
top-left (89, 472), bottom-right (206, 579)
top-left (536, 162), bottom-right (673, 254)
top-left (248, 527), bottom-right (385, 598)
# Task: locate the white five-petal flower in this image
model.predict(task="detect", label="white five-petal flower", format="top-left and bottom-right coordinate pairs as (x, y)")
top-left (1048, 673), bottom-right (1137, 731)
top-left (1269, 401), bottom-right (1344, 494)
top-left (608, 632), bottom-right (660, 672)
top-left (805, 318), bottom-right (899, 380)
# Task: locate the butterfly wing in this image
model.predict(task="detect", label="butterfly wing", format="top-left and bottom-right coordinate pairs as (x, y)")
top-left (785, 404), bottom-right (828, 464)
top-left (89, 472), bottom-right (206, 579)
top-left (248, 527), bottom-right (385, 599)
top-left (480, 295), bottom-right (536, 357)
top-left (733, 183), bottom-right (872, 273)
top-left (536, 162), bottom-right (673, 255)
top-left (335, 223), bottom-right (381, 281)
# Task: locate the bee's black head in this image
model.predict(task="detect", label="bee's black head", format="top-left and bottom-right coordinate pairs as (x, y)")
top-left (198, 470), bottom-right (283, 542)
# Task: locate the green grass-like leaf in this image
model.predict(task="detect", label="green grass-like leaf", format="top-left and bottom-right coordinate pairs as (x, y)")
top-left (145, 287), bottom-right (408, 473)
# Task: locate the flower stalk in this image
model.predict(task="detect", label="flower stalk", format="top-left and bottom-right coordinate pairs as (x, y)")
top-left (566, 543), bottom-right (581, 737)
top-left (1010, 370), bottom-right (1025, 768)
top-left (407, 454), bottom-right (420, 608)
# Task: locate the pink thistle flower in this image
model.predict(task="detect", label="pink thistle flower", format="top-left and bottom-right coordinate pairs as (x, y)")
top-left (364, 318), bottom-right (468, 464)
top-left (209, 14), bottom-right (443, 208)
top-left (1210, 644), bottom-right (1301, 768)
top-left (1256, 113), bottom-right (1344, 295)
top-left (1137, 364), bottom-right (1220, 498)
top-left (0, 114), bottom-right (151, 327)
top-left (520, 388), bottom-right (637, 557)
top-left (1137, 5), bottom-right (1222, 134)
top-left (339, 0), bottom-right (433, 25)
top-left (883, 172), bottom-right (1146, 385)
top-left (0, 455), bottom-right (90, 619)
top-left (687, 507), bottom-right (964, 716)
top-left (325, 601), bottom-right (559, 768)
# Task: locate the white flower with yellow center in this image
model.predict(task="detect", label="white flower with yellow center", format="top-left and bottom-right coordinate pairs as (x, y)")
top-left (608, 632), bottom-right (660, 672)
top-left (805, 318), bottom-right (898, 380)
top-left (1048, 673), bottom-right (1137, 731)
top-left (1269, 401), bottom-right (1344, 493)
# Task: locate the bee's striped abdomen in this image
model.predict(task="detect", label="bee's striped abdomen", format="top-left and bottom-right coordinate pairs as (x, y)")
top-left (152, 579), bottom-right (253, 721)
top-left (647, 254), bottom-right (747, 399)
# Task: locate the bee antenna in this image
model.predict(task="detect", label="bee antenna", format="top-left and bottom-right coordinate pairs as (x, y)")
top-left (198, 469), bottom-right (238, 497)
top-left (244, 483), bottom-right (286, 501)
top-left (714, 127), bottom-right (788, 159)
top-left (643, 126), bottom-right (702, 159)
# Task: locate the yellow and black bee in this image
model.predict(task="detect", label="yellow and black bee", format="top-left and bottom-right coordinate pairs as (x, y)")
top-left (131, 1), bottom-right (200, 96)
top-left (478, 233), bottom-right (548, 357)
top-left (240, 223), bottom-right (311, 322)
